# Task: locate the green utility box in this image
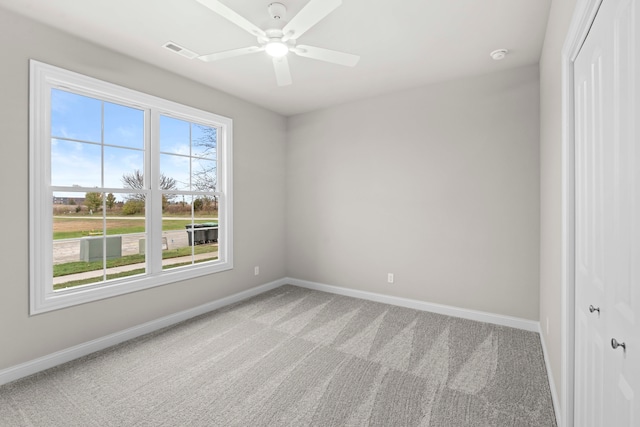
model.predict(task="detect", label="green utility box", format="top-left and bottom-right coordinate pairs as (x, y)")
top-left (79, 236), bottom-right (122, 262)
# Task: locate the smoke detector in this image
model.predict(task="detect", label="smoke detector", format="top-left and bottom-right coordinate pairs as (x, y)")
top-left (490, 49), bottom-right (508, 60)
top-left (268, 2), bottom-right (287, 20)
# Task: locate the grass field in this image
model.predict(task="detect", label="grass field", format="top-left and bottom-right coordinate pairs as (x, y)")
top-left (53, 217), bottom-right (217, 240)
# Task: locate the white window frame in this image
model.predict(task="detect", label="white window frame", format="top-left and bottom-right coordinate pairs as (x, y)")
top-left (29, 60), bottom-right (233, 315)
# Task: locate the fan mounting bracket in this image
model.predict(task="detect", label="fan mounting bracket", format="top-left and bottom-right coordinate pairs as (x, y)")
top-left (267, 2), bottom-right (287, 20)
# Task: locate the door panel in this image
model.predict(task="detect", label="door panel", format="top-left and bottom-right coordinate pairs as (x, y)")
top-left (574, 0), bottom-right (639, 424)
top-left (576, 309), bottom-right (605, 427)
top-left (609, 0), bottom-right (639, 425)
top-left (614, 376), bottom-right (634, 426)
top-left (575, 13), bottom-right (608, 426)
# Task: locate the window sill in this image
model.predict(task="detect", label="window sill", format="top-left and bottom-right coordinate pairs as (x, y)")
top-left (30, 260), bottom-right (233, 315)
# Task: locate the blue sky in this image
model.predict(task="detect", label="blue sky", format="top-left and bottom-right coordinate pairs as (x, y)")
top-left (51, 89), bottom-right (217, 201)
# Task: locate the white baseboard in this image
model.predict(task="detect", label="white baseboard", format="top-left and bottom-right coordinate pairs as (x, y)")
top-left (1, 276), bottom-right (542, 387)
top-left (539, 329), bottom-right (562, 427)
top-left (286, 277), bottom-right (540, 332)
top-left (0, 278), bottom-right (287, 387)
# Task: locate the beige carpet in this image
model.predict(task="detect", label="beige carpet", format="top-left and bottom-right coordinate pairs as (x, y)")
top-left (0, 285), bottom-right (556, 426)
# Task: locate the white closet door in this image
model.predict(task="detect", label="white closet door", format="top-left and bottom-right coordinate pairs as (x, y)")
top-left (574, 7), bottom-right (608, 424)
top-left (574, 0), bottom-right (639, 425)
top-left (606, 0), bottom-right (639, 424)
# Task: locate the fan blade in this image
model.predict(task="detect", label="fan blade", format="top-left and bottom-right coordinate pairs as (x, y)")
top-left (282, 0), bottom-right (342, 40)
top-left (293, 45), bottom-right (360, 67)
top-left (273, 57), bottom-right (292, 86)
top-left (196, 0), bottom-right (265, 37)
top-left (198, 46), bottom-right (263, 62)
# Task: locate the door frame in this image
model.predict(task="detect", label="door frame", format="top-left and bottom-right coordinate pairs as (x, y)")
top-left (561, 0), bottom-right (604, 426)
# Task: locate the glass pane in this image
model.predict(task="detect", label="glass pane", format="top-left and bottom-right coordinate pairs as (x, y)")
top-left (51, 89), bottom-right (102, 143)
top-left (193, 196), bottom-right (219, 218)
top-left (163, 194), bottom-right (194, 270)
top-left (51, 139), bottom-right (101, 187)
top-left (104, 102), bottom-right (144, 149)
top-left (105, 194), bottom-right (146, 279)
top-left (192, 158), bottom-right (217, 191)
top-left (161, 153), bottom-right (190, 191)
top-left (162, 191), bottom-right (180, 211)
top-left (159, 115), bottom-right (190, 154)
top-left (162, 195), bottom-right (218, 271)
top-left (103, 191), bottom-right (123, 212)
top-left (52, 192), bottom-right (146, 291)
top-left (104, 147), bottom-right (144, 189)
top-left (192, 124), bottom-right (217, 159)
top-left (163, 194), bottom-right (194, 217)
top-left (53, 191), bottom-right (105, 290)
top-left (52, 190), bottom-right (96, 240)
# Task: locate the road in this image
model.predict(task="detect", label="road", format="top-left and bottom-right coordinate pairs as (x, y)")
top-left (53, 229), bottom-right (190, 264)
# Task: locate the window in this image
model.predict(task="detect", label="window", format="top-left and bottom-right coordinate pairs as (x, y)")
top-left (30, 61), bottom-right (233, 314)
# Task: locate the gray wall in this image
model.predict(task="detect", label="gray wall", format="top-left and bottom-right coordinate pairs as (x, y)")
top-left (1, 6), bottom-right (547, 375)
top-left (539, 0), bottom-right (578, 413)
top-left (0, 8), bottom-right (287, 370)
top-left (286, 65), bottom-right (541, 320)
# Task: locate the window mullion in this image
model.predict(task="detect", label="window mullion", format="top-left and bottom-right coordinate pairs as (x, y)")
top-left (148, 110), bottom-right (162, 275)
top-left (100, 100), bottom-right (107, 282)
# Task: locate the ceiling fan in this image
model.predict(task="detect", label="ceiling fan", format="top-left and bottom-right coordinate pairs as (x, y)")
top-left (194, 0), bottom-right (360, 86)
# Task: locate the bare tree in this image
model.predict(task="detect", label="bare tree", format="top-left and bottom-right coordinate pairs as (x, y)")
top-left (194, 124), bottom-right (217, 160)
top-left (193, 125), bottom-right (218, 209)
top-left (121, 170), bottom-right (177, 201)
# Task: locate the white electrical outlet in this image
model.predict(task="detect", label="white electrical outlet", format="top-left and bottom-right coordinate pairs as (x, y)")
top-left (387, 273), bottom-right (394, 284)
top-left (254, 266), bottom-right (259, 276)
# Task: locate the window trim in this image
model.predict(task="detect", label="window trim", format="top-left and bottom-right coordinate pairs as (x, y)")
top-left (29, 60), bottom-right (233, 315)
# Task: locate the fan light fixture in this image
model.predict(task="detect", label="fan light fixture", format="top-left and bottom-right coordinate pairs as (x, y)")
top-left (194, 0), bottom-right (361, 86)
top-left (265, 41), bottom-right (289, 58)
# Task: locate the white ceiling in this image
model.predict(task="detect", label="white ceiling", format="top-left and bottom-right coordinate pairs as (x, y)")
top-left (0, 0), bottom-right (551, 116)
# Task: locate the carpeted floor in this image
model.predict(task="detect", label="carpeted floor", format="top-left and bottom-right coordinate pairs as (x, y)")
top-left (0, 285), bottom-right (557, 426)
